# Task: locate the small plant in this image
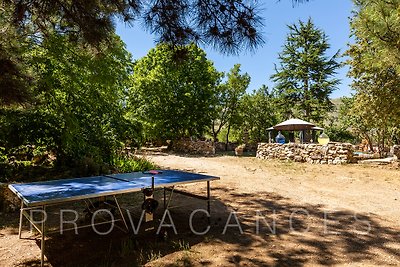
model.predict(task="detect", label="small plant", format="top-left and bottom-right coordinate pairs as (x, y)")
top-left (203, 235), bottom-right (214, 243)
top-left (136, 248), bottom-right (150, 266)
top-left (172, 240), bottom-right (191, 251)
top-left (147, 250), bottom-right (162, 262)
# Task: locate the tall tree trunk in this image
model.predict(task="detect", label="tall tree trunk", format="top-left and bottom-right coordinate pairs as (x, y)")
top-left (225, 124), bottom-right (231, 151)
top-left (212, 122), bottom-right (218, 143)
top-left (379, 128), bottom-right (386, 157)
top-left (363, 133), bottom-right (374, 152)
top-left (304, 76), bottom-right (310, 120)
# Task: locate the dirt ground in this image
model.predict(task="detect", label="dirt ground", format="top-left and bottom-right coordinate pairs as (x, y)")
top-left (1, 154), bottom-right (400, 266)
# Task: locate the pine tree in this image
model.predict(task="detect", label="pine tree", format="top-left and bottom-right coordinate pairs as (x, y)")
top-left (346, 0), bottom-right (400, 152)
top-left (271, 18), bottom-right (340, 123)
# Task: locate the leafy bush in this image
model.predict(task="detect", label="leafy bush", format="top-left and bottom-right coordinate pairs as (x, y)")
top-left (0, 34), bottom-right (141, 169)
top-left (0, 147), bottom-right (7, 163)
top-left (324, 126), bottom-right (359, 144)
top-left (0, 161), bottom-right (37, 183)
top-left (0, 108), bottom-right (60, 151)
top-left (112, 156), bottom-right (156, 173)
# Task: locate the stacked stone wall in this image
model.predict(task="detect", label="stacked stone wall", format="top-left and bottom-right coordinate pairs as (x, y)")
top-left (394, 145), bottom-right (400, 160)
top-left (256, 143), bottom-right (354, 164)
top-left (170, 140), bottom-right (215, 155)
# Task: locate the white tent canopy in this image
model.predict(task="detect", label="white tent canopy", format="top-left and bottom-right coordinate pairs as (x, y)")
top-left (272, 118), bottom-right (315, 131)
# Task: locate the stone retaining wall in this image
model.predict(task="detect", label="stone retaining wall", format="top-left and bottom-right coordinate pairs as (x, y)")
top-left (256, 143), bottom-right (354, 164)
top-left (169, 140), bottom-right (215, 155)
top-left (214, 142), bottom-right (238, 152)
top-left (394, 145), bottom-right (400, 160)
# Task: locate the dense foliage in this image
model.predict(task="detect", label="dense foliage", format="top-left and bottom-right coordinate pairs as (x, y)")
top-left (128, 43), bottom-right (220, 142)
top-left (271, 19), bottom-right (340, 124)
top-left (0, 32), bottom-right (150, 181)
top-left (345, 0), bottom-right (400, 153)
top-left (30, 34), bottom-right (138, 164)
top-left (6, 0), bottom-right (400, 183)
top-left (240, 86), bottom-right (278, 143)
top-left (212, 64), bottom-right (250, 143)
top-left (0, 5), bottom-right (33, 106)
top-left (0, 0), bottom-right (267, 106)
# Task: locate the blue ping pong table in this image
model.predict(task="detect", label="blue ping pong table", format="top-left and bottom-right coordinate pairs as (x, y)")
top-left (8, 170), bottom-right (219, 267)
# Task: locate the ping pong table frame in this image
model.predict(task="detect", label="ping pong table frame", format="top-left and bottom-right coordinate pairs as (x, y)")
top-left (15, 180), bottom-right (213, 267)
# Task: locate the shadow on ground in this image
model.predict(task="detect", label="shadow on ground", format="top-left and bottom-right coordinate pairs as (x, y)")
top-left (137, 150), bottom-right (256, 158)
top-left (201, 187), bottom-right (400, 266)
top-left (1, 186), bottom-right (400, 266)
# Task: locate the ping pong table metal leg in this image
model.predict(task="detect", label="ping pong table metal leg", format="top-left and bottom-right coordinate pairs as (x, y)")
top-left (41, 206), bottom-right (45, 267)
top-left (18, 200), bottom-right (24, 239)
top-left (207, 181), bottom-right (210, 214)
top-left (113, 195), bottom-right (129, 231)
top-left (163, 187), bottom-right (174, 209)
top-left (165, 186), bottom-right (175, 210)
top-left (163, 187), bottom-right (166, 209)
top-left (207, 181), bottom-right (211, 224)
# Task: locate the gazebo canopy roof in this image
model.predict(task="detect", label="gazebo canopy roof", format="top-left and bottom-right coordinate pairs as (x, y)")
top-left (272, 118), bottom-right (316, 131)
top-left (311, 126), bottom-right (324, 131)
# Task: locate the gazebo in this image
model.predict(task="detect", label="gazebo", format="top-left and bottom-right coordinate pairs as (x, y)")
top-left (267, 118), bottom-right (323, 143)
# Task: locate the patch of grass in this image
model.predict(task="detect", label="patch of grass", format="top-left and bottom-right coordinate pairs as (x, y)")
top-left (172, 239), bottom-right (191, 251)
top-left (203, 235), bottom-right (214, 243)
top-left (147, 250), bottom-right (162, 262)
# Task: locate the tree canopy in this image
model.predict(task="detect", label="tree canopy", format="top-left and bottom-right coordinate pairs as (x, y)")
top-left (345, 0), bottom-right (400, 152)
top-left (240, 85), bottom-right (277, 143)
top-left (271, 18), bottom-right (340, 123)
top-left (4, 0), bottom-right (266, 53)
top-left (1, 0), bottom-right (314, 105)
top-left (349, 0), bottom-right (400, 73)
top-left (128, 43), bottom-right (220, 141)
top-left (0, 4), bottom-right (33, 105)
top-left (211, 64), bottom-right (250, 142)
top-left (0, 32), bottom-right (136, 167)
top-left (5, 0), bottom-right (310, 50)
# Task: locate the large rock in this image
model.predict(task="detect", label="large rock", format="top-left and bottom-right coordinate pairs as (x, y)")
top-left (235, 144), bottom-right (245, 156)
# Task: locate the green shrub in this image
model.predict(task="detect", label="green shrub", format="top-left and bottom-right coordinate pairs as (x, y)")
top-left (324, 126), bottom-right (359, 144)
top-left (112, 156), bottom-right (156, 173)
top-left (0, 147), bottom-right (7, 163)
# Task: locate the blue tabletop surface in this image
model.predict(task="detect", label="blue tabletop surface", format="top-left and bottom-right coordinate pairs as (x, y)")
top-left (108, 170), bottom-right (216, 184)
top-left (9, 170), bottom-right (219, 206)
